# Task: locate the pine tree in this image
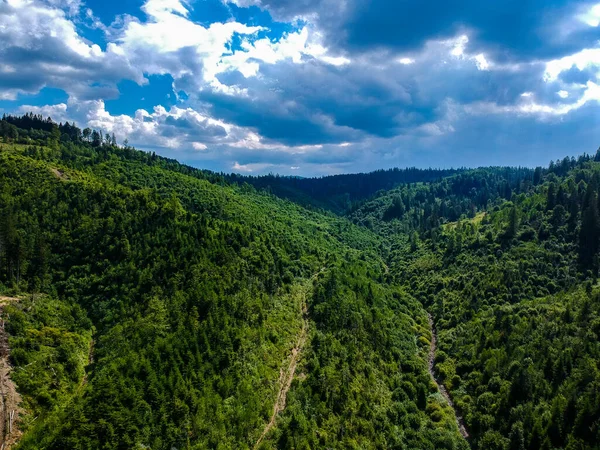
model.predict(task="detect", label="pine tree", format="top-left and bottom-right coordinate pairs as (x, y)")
top-left (533, 167), bottom-right (543, 185)
top-left (506, 205), bottom-right (519, 238)
top-left (579, 193), bottom-right (600, 270)
top-left (546, 183), bottom-right (556, 210)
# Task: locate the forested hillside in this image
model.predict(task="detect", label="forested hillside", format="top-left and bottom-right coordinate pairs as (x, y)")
top-left (1, 114), bottom-right (599, 449)
top-left (0, 115), bottom-right (466, 449)
top-left (226, 167), bottom-right (464, 213)
top-left (348, 153), bottom-right (600, 449)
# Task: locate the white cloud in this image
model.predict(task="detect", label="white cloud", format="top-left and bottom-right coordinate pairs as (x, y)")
top-left (579, 3), bottom-right (600, 27)
top-left (120, 7), bottom-right (261, 54)
top-left (0, 0), bottom-right (141, 100)
top-left (2, 1), bottom-right (93, 58)
top-left (142, 0), bottom-right (190, 18)
top-left (47, 99), bottom-right (238, 149)
top-left (544, 48), bottom-right (600, 82)
top-left (0, 0), bottom-right (270, 99)
top-left (216, 26), bottom-right (350, 86)
top-left (232, 161), bottom-right (274, 172)
top-left (112, 1), bottom-right (264, 94)
top-left (466, 81), bottom-right (600, 117)
top-left (106, 0), bottom-right (349, 97)
top-left (25, 97), bottom-right (336, 159)
top-left (474, 54), bottom-right (490, 71)
top-left (450, 35), bottom-right (468, 57)
top-left (17, 103), bottom-right (69, 122)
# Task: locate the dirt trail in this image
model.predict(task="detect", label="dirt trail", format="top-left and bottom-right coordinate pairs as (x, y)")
top-left (254, 271), bottom-right (322, 449)
top-left (0, 297), bottom-right (22, 449)
top-left (427, 314), bottom-right (469, 439)
top-left (50, 168), bottom-right (68, 180)
top-left (0, 299), bottom-right (18, 305)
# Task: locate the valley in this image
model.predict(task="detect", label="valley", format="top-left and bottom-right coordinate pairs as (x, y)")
top-left (0, 116), bottom-right (599, 449)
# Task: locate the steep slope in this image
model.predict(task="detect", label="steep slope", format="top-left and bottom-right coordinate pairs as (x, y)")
top-left (5, 115), bottom-right (597, 449)
top-left (265, 265), bottom-right (469, 449)
top-left (351, 155), bottom-right (600, 449)
top-left (348, 167), bottom-right (535, 234)
top-left (0, 130), bottom-right (466, 449)
top-left (254, 272), bottom-right (317, 449)
top-left (227, 168), bottom-right (464, 213)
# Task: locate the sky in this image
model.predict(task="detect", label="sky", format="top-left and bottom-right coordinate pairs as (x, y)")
top-left (1, 0), bottom-right (599, 176)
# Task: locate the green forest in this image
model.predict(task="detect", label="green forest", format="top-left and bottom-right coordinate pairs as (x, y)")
top-left (0, 114), bottom-right (598, 449)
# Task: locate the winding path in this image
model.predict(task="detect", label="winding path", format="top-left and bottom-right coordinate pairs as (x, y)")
top-left (254, 271), bottom-right (322, 449)
top-left (427, 314), bottom-right (469, 439)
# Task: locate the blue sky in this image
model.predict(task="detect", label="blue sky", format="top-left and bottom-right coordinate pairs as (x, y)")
top-left (1, 0), bottom-right (599, 175)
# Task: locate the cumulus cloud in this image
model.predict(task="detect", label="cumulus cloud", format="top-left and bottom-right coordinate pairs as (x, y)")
top-left (225, 0), bottom-right (600, 62)
top-left (2, 0), bottom-right (600, 175)
top-left (114, 0), bottom-right (264, 92)
top-left (16, 103), bottom-right (69, 123)
top-left (0, 0), bottom-right (146, 103)
top-left (57, 99), bottom-right (246, 149)
top-left (197, 34), bottom-right (554, 146)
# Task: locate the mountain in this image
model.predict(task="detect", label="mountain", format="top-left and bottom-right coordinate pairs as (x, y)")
top-left (226, 167), bottom-right (465, 214)
top-left (349, 153), bottom-right (600, 449)
top-left (0, 116), bottom-right (466, 449)
top-left (0, 115), bottom-right (599, 449)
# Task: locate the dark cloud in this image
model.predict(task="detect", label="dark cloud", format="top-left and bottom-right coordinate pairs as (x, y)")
top-left (203, 58), bottom-right (423, 145)
top-left (0, 42), bottom-right (131, 99)
top-left (559, 64), bottom-right (599, 84)
top-left (343, 0), bottom-right (598, 61)
top-left (176, 99), bottom-right (600, 176)
top-left (417, 101), bottom-right (600, 169)
top-left (0, 69), bottom-right (47, 92)
top-left (162, 115), bottom-right (229, 141)
top-left (3, 0), bottom-right (599, 177)
top-left (201, 88), bottom-right (359, 145)
top-left (199, 42), bottom-right (564, 147)
top-left (233, 0), bottom-right (599, 61)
